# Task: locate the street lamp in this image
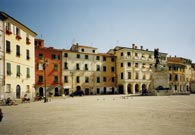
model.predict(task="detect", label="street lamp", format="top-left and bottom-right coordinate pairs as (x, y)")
top-left (42, 59), bottom-right (48, 103)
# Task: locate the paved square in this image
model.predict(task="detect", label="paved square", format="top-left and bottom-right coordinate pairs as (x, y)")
top-left (0, 95), bottom-right (195, 135)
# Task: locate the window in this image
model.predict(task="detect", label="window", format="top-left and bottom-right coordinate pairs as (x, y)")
top-left (96, 56), bottom-right (100, 60)
top-left (103, 57), bottom-right (106, 61)
top-left (6, 84), bottom-right (11, 93)
top-left (127, 52), bottom-right (131, 56)
top-left (121, 63), bottom-right (123, 67)
top-left (85, 55), bottom-right (88, 59)
top-left (135, 63), bottom-right (139, 68)
top-left (38, 76), bottom-right (43, 82)
top-left (76, 76), bottom-right (80, 83)
top-left (6, 40), bottom-right (11, 53)
top-left (121, 52), bottom-right (123, 56)
top-left (96, 65), bottom-right (100, 71)
top-left (169, 74), bottom-right (172, 81)
top-left (135, 53), bottom-right (138, 57)
top-left (26, 68), bottom-right (30, 78)
top-left (128, 62), bottom-right (131, 67)
top-left (39, 53), bottom-right (43, 59)
top-left (97, 77), bottom-right (100, 83)
top-left (16, 65), bottom-right (20, 77)
top-left (85, 64), bottom-right (88, 70)
top-left (175, 75), bottom-right (178, 81)
top-left (112, 77), bottom-right (115, 82)
top-left (76, 63), bottom-right (80, 70)
top-left (64, 76), bottom-right (68, 83)
top-left (135, 72), bottom-right (139, 79)
top-left (85, 77), bottom-right (89, 83)
top-left (128, 72), bottom-right (131, 79)
top-left (6, 22), bottom-right (11, 31)
top-left (6, 63), bottom-right (11, 75)
top-left (16, 45), bottom-right (20, 56)
top-left (64, 62), bottom-right (68, 69)
top-left (111, 57), bottom-right (115, 62)
top-left (81, 49), bottom-right (84, 52)
top-left (92, 50), bottom-right (95, 53)
top-left (121, 72), bottom-right (123, 79)
top-left (77, 54), bottom-right (80, 58)
top-left (26, 34), bottom-right (31, 44)
top-left (103, 66), bottom-right (106, 72)
top-left (26, 49), bottom-right (30, 60)
top-left (52, 54), bottom-right (60, 60)
top-left (16, 27), bottom-right (21, 36)
top-left (64, 53), bottom-right (68, 57)
top-left (103, 77), bottom-right (107, 82)
top-left (54, 76), bottom-right (58, 83)
top-left (54, 64), bottom-right (58, 71)
top-left (111, 67), bottom-right (115, 72)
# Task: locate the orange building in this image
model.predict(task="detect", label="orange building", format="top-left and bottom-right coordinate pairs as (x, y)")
top-left (35, 39), bottom-right (62, 97)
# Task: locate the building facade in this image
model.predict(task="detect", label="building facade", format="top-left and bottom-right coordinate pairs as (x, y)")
top-left (62, 43), bottom-right (116, 95)
top-left (35, 39), bottom-right (62, 97)
top-left (108, 44), bottom-right (168, 94)
top-left (0, 11), bottom-right (37, 99)
top-left (167, 57), bottom-right (192, 92)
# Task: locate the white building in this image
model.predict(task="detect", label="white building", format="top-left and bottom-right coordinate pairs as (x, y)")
top-left (0, 11), bottom-right (37, 100)
top-left (62, 43), bottom-right (116, 95)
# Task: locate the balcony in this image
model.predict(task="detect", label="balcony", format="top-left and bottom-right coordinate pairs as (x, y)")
top-left (6, 29), bottom-right (12, 35)
top-left (16, 35), bottom-right (22, 40)
top-left (26, 38), bottom-right (31, 45)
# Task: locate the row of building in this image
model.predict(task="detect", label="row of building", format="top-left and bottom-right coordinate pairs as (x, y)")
top-left (0, 11), bottom-right (194, 100)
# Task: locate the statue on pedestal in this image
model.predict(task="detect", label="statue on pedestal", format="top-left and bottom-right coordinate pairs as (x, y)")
top-left (154, 48), bottom-right (160, 69)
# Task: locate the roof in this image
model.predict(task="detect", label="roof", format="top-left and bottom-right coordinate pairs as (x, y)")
top-left (0, 11), bottom-right (37, 36)
top-left (112, 46), bottom-right (168, 55)
top-left (167, 57), bottom-right (192, 65)
top-left (71, 44), bottom-right (97, 50)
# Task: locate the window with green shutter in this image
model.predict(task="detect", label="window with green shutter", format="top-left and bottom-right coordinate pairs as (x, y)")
top-left (27, 68), bottom-right (30, 78)
top-left (7, 63), bottom-right (11, 75)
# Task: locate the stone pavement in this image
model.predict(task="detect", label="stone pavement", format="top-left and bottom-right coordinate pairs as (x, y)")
top-left (0, 95), bottom-right (195, 135)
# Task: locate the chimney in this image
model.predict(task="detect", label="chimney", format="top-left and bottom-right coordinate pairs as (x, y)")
top-left (140, 46), bottom-right (143, 50)
top-left (132, 44), bottom-right (135, 49)
top-left (135, 46), bottom-right (137, 49)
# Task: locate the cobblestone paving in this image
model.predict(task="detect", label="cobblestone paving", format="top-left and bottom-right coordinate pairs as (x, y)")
top-left (0, 95), bottom-right (195, 135)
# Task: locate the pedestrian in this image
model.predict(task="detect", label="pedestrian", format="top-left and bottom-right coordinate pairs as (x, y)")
top-left (0, 108), bottom-right (3, 122)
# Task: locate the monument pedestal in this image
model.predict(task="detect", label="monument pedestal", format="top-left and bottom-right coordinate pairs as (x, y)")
top-left (149, 67), bottom-right (173, 96)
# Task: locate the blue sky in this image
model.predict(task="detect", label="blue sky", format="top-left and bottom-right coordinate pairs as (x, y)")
top-left (1, 0), bottom-right (195, 61)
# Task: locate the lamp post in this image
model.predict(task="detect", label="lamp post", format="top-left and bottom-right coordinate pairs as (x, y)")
top-left (42, 59), bottom-right (47, 103)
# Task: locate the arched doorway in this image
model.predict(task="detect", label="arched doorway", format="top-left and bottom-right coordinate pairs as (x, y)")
top-left (127, 84), bottom-right (132, 94)
top-left (16, 85), bottom-right (21, 99)
top-left (54, 87), bottom-right (59, 96)
top-left (118, 85), bottom-right (124, 94)
top-left (75, 86), bottom-right (83, 96)
top-left (39, 87), bottom-right (44, 97)
top-left (85, 88), bottom-right (90, 95)
top-left (135, 84), bottom-right (139, 93)
top-left (142, 84), bottom-right (146, 90)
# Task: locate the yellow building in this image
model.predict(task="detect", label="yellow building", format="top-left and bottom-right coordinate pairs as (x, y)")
top-left (108, 44), bottom-right (167, 94)
top-left (0, 11), bottom-right (37, 100)
top-left (167, 57), bottom-right (191, 92)
top-left (62, 43), bottom-right (116, 95)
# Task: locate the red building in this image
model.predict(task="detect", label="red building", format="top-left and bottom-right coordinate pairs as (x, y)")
top-left (35, 39), bottom-right (62, 97)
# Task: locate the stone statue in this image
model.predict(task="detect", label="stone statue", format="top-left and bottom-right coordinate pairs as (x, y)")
top-left (154, 48), bottom-right (160, 69)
